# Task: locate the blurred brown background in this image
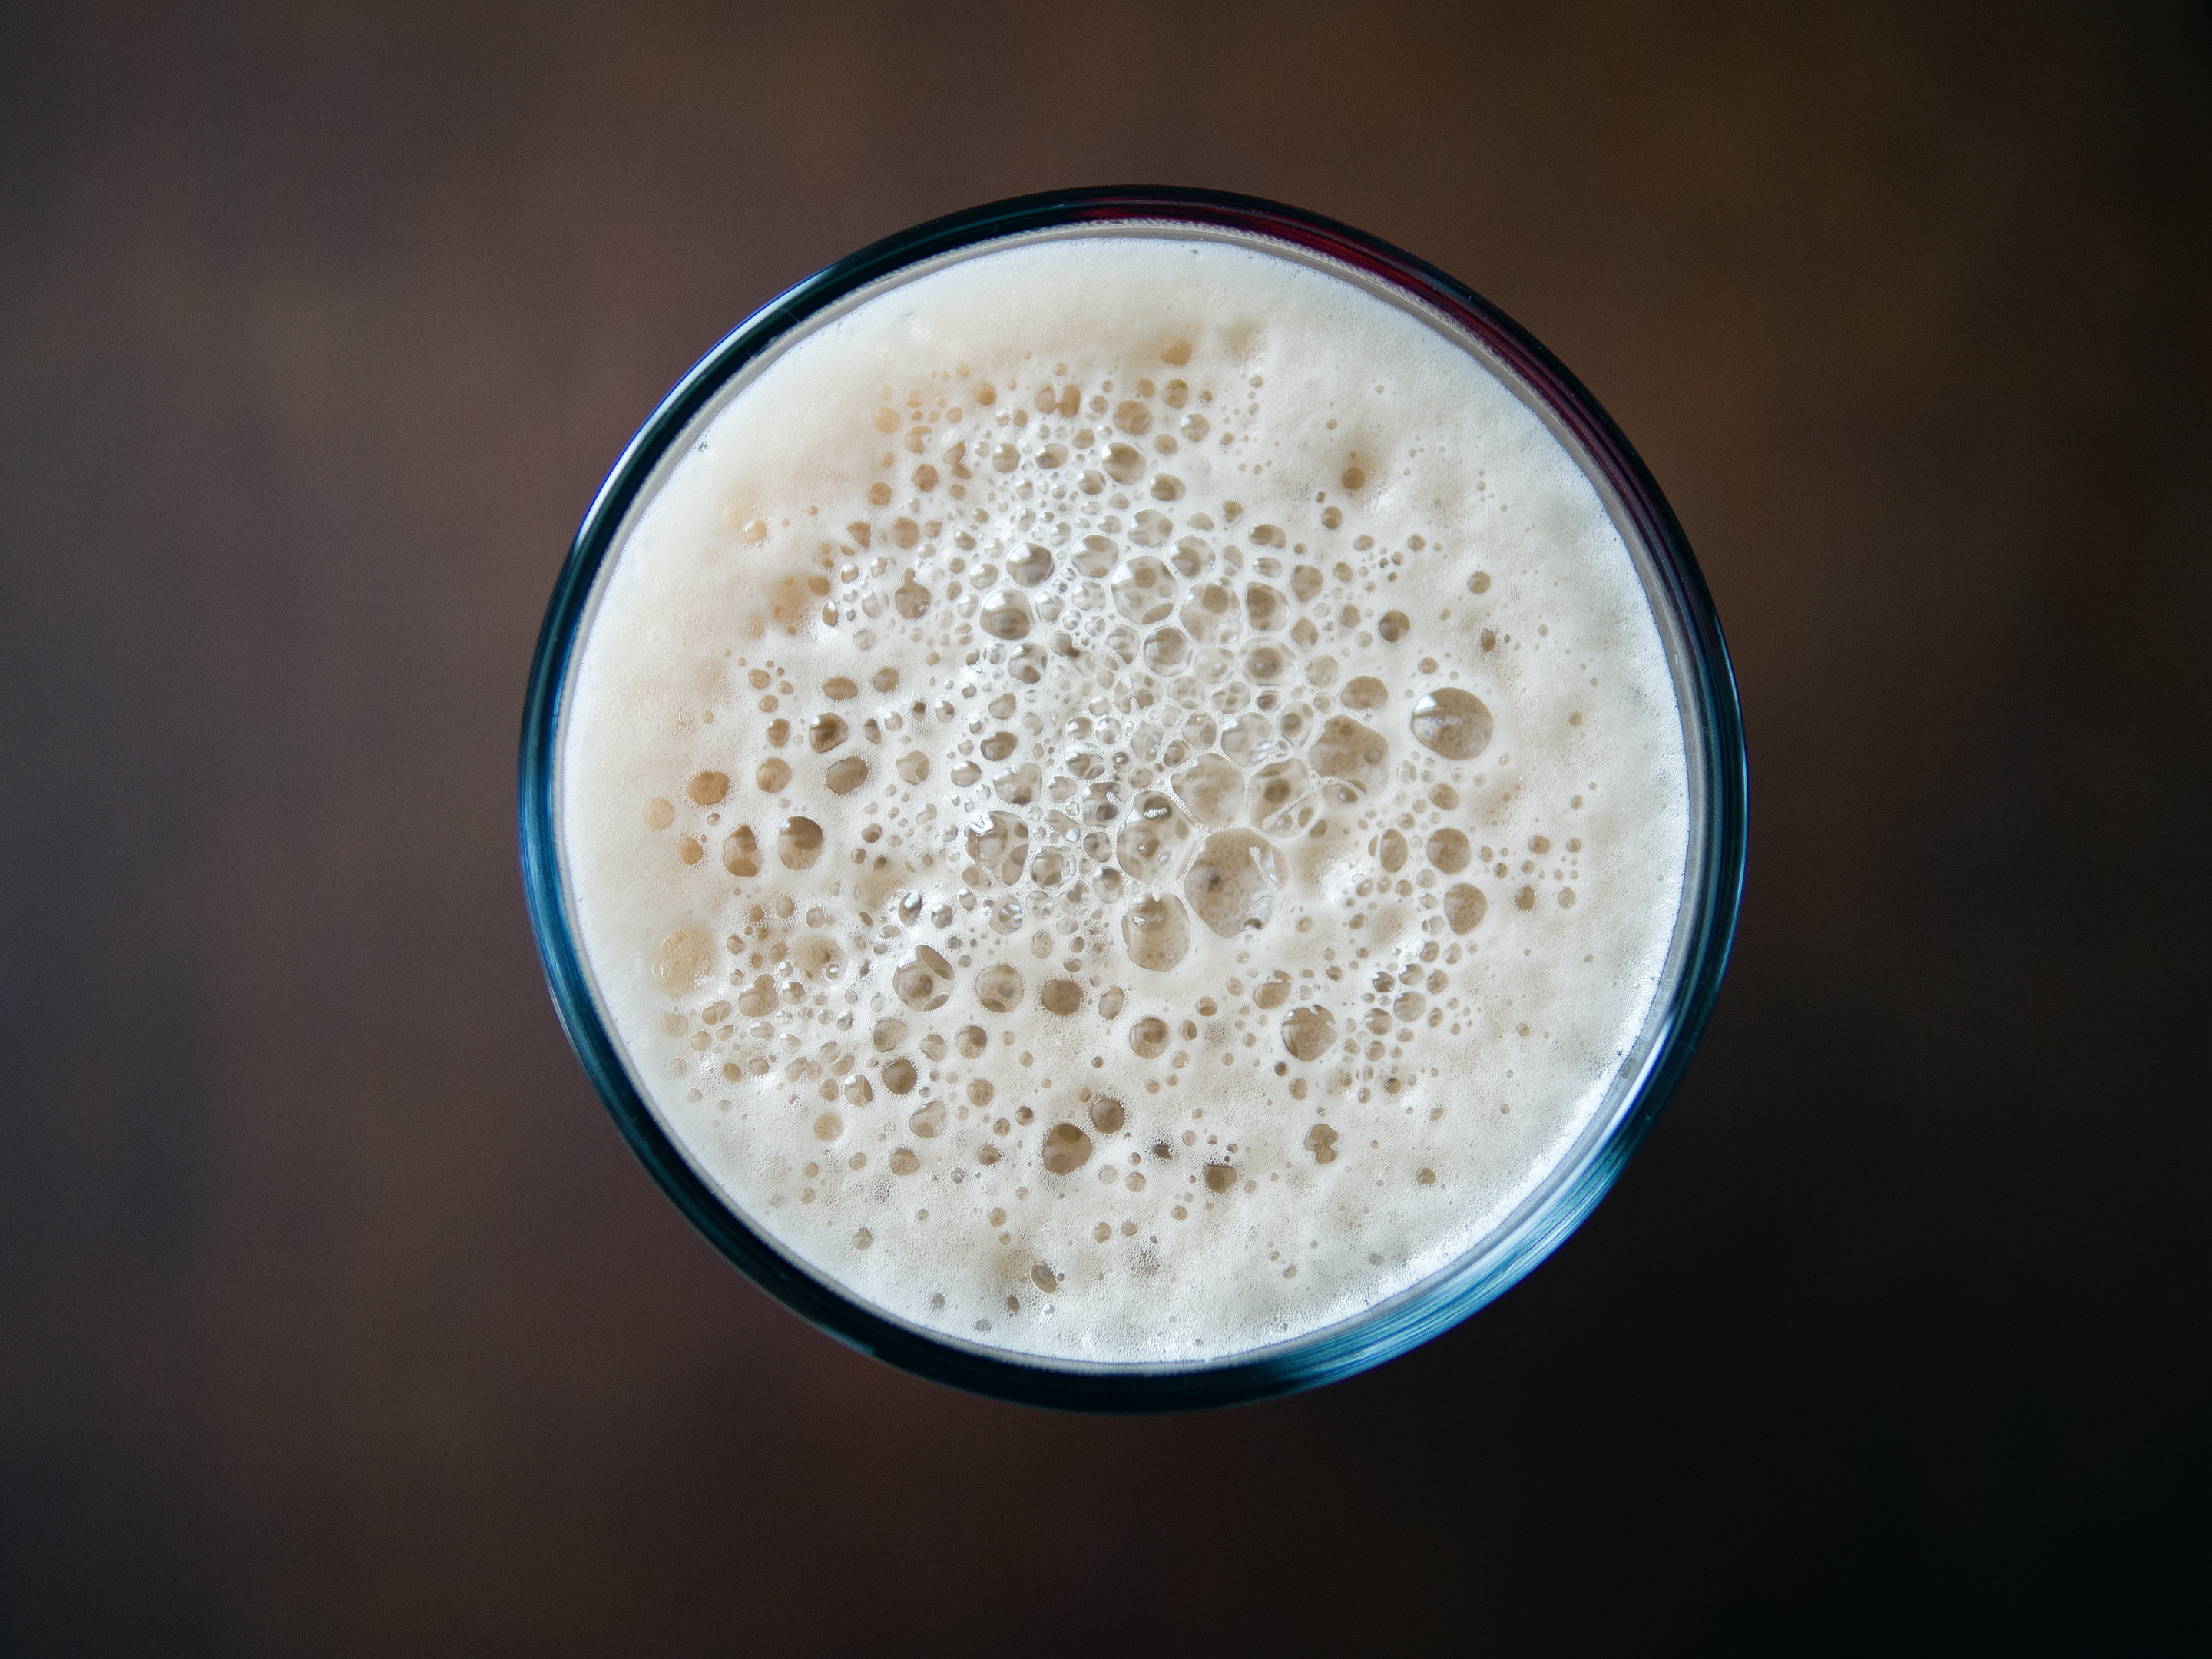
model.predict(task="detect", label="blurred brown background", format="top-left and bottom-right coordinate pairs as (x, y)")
top-left (3, 2), bottom-right (2207, 1651)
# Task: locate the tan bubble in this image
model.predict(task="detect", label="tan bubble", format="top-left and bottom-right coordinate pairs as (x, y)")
top-left (1040, 979), bottom-right (1083, 1015)
top-left (966, 810), bottom-right (1030, 883)
top-left (1040, 1123), bottom-right (1094, 1174)
top-left (894, 947), bottom-right (954, 1010)
top-left (1173, 753), bottom-right (1245, 827)
top-left (882, 1057), bottom-right (919, 1094)
top-left (1121, 893), bottom-right (1193, 972)
top-left (1116, 791), bottom-right (1190, 881)
top-left (826, 756), bottom-right (869, 794)
top-left (872, 1018), bottom-right (907, 1052)
top-left (813, 1112), bottom-right (843, 1142)
top-left (889, 1147), bottom-right (920, 1175)
top-left (809, 713), bottom-right (849, 753)
top-left (1339, 466), bottom-right (1366, 492)
top-left (651, 930), bottom-right (716, 995)
top-left (979, 590), bottom-right (1032, 641)
top-left (1113, 400), bottom-right (1152, 435)
top-left (1281, 1005), bottom-right (1336, 1061)
top-left (644, 797), bottom-right (675, 831)
top-left (1393, 992), bottom-right (1426, 1023)
top-left (909, 1101), bottom-right (946, 1138)
top-left (895, 751), bottom-right (929, 784)
top-left (737, 973), bottom-right (777, 1017)
top-left (1379, 829), bottom-right (1408, 873)
top-left (1377, 610), bottom-right (1410, 642)
top-left (1303, 1123), bottom-right (1340, 1164)
top-left (1184, 830), bottom-right (1287, 939)
top-left (776, 816), bottom-right (823, 869)
top-left (967, 1078), bottom-right (995, 1107)
top-left (1129, 1016), bottom-right (1171, 1058)
top-left (684, 772), bottom-right (728, 806)
top-left (1291, 565), bottom-right (1325, 602)
top-left (954, 1025), bottom-right (987, 1058)
top-left (1341, 677), bottom-right (1387, 711)
top-left (894, 576), bottom-right (931, 618)
top-left (871, 667), bottom-right (899, 693)
top-left (1426, 828), bottom-right (1472, 874)
top-left (1104, 442), bottom-right (1145, 485)
top-left (1111, 555), bottom-right (1177, 624)
top-left (1411, 688), bottom-right (1494, 761)
top-left (975, 963), bottom-right (1025, 1013)
top-left (1558, 888), bottom-right (1577, 909)
top-left (1443, 884), bottom-right (1488, 932)
top-left (1467, 571), bottom-right (1491, 594)
top-left (1204, 1164), bottom-right (1237, 1194)
top-left (1089, 1096), bottom-right (1126, 1133)
top-left (1310, 715), bottom-right (1391, 800)
top-left (1253, 971), bottom-right (1293, 1010)
top-left (677, 837), bottom-right (704, 866)
top-left (720, 826), bottom-right (760, 876)
top-left (755, 758), bottom-right (792, 793)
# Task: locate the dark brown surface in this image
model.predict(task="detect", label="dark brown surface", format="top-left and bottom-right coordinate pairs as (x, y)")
top-left (3, 2), bottom-right (2207, 1651)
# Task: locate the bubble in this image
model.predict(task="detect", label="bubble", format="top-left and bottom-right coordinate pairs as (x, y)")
top-left (1378, 829), bottom-right (1408, 873)
top-left (721, 826), bottom-right (761, 876)
top-left (777, 817), bottom-right (824, 869)
top-left (889, 1147), bottom-right (920, 1175)
top-left (966, 810), bottom-right (1030, 882)
top-left (976, 963), bottom-right (1025, 1012)
top-left (1129, 1016), bottom-right (1171, 1058)
top-left (1377, 611), bottom-right (1411, 642)
top-left (1073, 534), bottom-right (1118, 577)
top-left (1116, 791), bottom-right (1190, 880)
top-left (1113, 400), bottom-right (1152, 435)
top-left (1089, 1096), bottom-right (1126, 1133)
top-left (894, 576), bottom-right (931, 618)
top-left (988, 895), bottom-right (1025, 935)
top-left (1104, 442), bottom-right (1145, 484)
top-left (909, 1101), bottom-right (947, 1138)
top-left (1111, 556), bottom-right (1177, 623)
top-left (1442, 885), bottom-right (1488, 933)
top-left (1144, 626), bottom-right (1188, 671)
top-left (813, 1112), bottom-right (843, 1141)
top-left (853, 1228), bottom-right (874, 1249)
top-left (1243, 643), bottom-right (1290, 684)
top-left (1291, 565), bottom-right (1325, 602)
top-left (1426, 828), bottom-right (1472, 873)
top-left (687, 772), bottom-right (729, 805)
top-left (1181, 412), bottom-right (1210, 442)
top-left (992, 763), bottom-right (1041, 805)
top-left (1040, 1122), bottom-right (1094, 1174)
top-left (1169, 537), bottom-right (1211, 580)
top-left (979, 590), bottom-right (1033, 640)
top-left (1008, 544), bottom-right (1054, 586)
top-left (737, 974), bottom-right (776, 1017)
top-left (882, 1058), bottom-right (919, 1094)
top-left (1243, 583), bottom-right (1287, 633)
top-left (1341, 677), bottom-right (1387, 710)
top-left (1183, 830), bottom-right (1287, 938)
top-left (1514, 885), bottom-right (1536, 912)
top-left (1281, 1005), bottom-right (1336, 1061)
top-left (894, 946), bottom-right (955, 1010)
top-left (955, 1025), bottom-right (987, 1058)
top-left (1204, 1163), bottom-right (1237, 1193)
top-left (809, 714), bottom-right (849, 753)
top-left (1121, 894), bottom-right (1192, 972)
top-left (1099, 987), bottom-right (1124, 1019)
top-left (1411, 687), bottom-right (1494, 760)
top-left (1179, 581), bottom-right (1240, 644)
top-left (1173, 754), bottom-right (1245, 827)
top-left (826, 756), bottom-right (869, 794)
top-left (756, 758), bottom-right (793, 792)
top-left (1030, 849), bottom-right (1065, 887)
top-left (823, 677), bottom-right (858, 701)
top-left (1467, 571), bottom-right (1491, 594)
top-left (651, 930), bottom-right (716, 994)
top-left (896, 752), bottom-right (929, 784)
top-left (1393, 992), bottom-right (1426, 1023)
top-left (1303, 1123), bottom-right (1340, 1164)
top-left (644, 797), bottom-right (675, 831)
top-left (872, 1018), bottom-right (907, 1051)
top-left (1309, 715), bottom-right (1391, 800)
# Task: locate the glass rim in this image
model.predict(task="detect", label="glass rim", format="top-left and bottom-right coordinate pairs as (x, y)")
top-left (519, 185), bottom-right (1748, 1413)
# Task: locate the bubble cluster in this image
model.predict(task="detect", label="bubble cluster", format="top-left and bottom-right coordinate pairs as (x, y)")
top-left (564, 235), bottom-right (1690, 1366)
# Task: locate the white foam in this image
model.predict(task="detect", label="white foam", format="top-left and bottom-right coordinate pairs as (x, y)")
top-left (558, 233), bottom-right (1690, 1365)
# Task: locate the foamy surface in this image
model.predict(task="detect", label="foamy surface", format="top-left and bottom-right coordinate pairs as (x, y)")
top-left (557, 233), bottom-right (1690, 1366)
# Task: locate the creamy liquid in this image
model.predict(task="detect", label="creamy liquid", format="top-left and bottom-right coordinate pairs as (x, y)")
top-left (558, 233), bottom-right (1690, 1366)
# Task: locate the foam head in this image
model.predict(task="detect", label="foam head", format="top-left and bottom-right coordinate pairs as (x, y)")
top-left (557, 231), bottom-right (1690, 1365)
